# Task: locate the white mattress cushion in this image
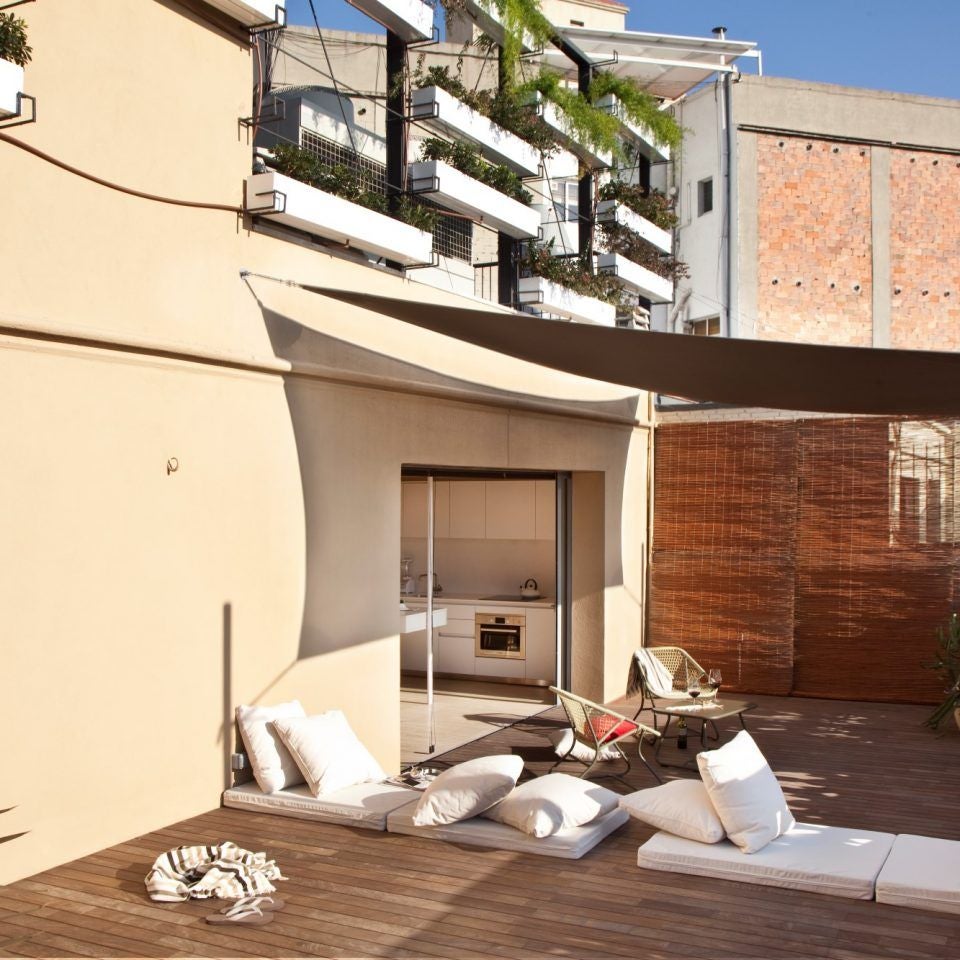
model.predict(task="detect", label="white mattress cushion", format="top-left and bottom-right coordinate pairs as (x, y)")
top-left (620, 779), bottom-right (725, 843)
top-left (637, 822), bottom-right (895, 899)
top-left (273, 711), bottom-right (386, 796)
top-left (389, 800), bottom-right (629, 859)
top-left (236, 700), bottom-right (306, 794)
top-left (413, 755), bottom-right (523, 826)
top-left (483, 773), bottom-right (620, 837)
top-left (222, 780), bottom-right (414, 830)
top-left (697, 730), bottom-right (795, 853)
top-left (876, 834), bottom-right (960, 914)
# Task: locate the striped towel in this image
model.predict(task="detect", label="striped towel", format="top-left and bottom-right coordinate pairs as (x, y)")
top-left (144, 841), bottom-right (285, 902)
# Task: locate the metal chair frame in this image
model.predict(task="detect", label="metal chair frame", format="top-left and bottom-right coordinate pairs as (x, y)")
top-left (629, 646), bottom-right (719, 734)
top-left (549, 686), bottom-right (662, 787)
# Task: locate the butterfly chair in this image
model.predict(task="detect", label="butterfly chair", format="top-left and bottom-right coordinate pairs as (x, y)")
top-left (549, 686), bottom-right (661, 787)
top-left (627, 646), bottom-right (718, 731)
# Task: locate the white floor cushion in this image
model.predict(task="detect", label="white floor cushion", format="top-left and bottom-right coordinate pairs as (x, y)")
top-left (388, 800), bottom-right (629, 859)
top-left (698, 730), bottom-right (795, 853)
top-left (637, 822), bottom-right (895, 899)
top-left (876, 834), bottom-right (960, 914)
top-left (620, 779), bottom-right (725, 844)
top-left (222, 780), bottom-right (415, 830)
top-left (236, 700), bottom-right (306, 794)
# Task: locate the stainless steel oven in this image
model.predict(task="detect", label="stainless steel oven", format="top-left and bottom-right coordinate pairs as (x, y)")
top-left (475, 613), bottom-right (526, 659)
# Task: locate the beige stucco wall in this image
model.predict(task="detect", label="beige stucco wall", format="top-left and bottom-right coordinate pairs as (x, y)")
top-left (0, 0), bottom-right (651, 885)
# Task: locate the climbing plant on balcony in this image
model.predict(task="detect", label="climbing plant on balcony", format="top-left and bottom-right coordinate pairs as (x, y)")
top-left (520, 239), bottom-right (628, 307)
top-left (596, 218), bottom-right (689, 283)
top-left (419, 137), bottom-right (532, 204)
top-left (588, 72), bottom-right (682, 153)
top-left (599, 180), bottom-right (679, 232)
top-left (269, 143), bottom-right (438, 232)
top-left (516, 69), bottom-right (623, 158)
top-left (410, 60), bottom-right (559, 155)
top-left (0, 12), bottom-right (31, 67)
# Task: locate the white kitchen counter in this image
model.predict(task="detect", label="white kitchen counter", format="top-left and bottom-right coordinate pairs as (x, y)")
top-left (400, 594), bottom-right (556, 609)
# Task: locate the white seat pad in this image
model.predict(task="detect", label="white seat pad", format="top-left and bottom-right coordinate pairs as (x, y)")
top-left (876, 834), bottom-right (960, 914)
top-left (222, 780), bottom-right (415, 830)
top-left (637, 822), bottom-right (895, 899)
top-left (387, 800), bottom-right (629, 859)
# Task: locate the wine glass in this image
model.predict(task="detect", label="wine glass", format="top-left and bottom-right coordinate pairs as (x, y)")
top-left (687, 674), bottom-right (702, 703)
top-left (707, 669), bottom-right (723, 709)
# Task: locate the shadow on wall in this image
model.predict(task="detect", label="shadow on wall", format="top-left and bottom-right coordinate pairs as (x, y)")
top-left (251, 284), bottom-right (643, 692)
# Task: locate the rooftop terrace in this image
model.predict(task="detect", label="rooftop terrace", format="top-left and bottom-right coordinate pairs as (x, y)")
top-left (1, 693), bottom-right (958, 958)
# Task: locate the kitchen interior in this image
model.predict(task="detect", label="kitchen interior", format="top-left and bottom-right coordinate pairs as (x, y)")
top-left (400, 470), bottom-right (564, 763)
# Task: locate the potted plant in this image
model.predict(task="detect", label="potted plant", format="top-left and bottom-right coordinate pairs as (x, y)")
top-left (0, 12), bottom-right (31, 119)
top-left (923, 612), bottom-right (960, 731)
top-left (246, 143), bottom-right (435, 266)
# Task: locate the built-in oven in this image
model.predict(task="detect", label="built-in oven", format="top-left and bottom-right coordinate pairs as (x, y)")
top-left (475, 613), bottom-right (526, 659)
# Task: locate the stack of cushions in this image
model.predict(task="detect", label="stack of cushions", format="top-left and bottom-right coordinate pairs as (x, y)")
top-left (620, 730), bottom-right (795, 853)
top-left (410, 755), bottom-right (620, 838)
top-left (236, 701), bottom-right (385, 797)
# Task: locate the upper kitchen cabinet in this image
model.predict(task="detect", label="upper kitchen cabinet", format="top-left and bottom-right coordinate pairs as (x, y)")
top-left (449, 481), bottom-right (486, 539)
top-left (485, 481), bottom-right (536, 540)
top-left (401, 480), bottom-right (450, 539)
top-left (535, 480), bottom-right (556, 541)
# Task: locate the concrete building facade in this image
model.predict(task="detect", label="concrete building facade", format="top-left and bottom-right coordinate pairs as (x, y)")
top-left (662, 75), bottom-right (960, 350)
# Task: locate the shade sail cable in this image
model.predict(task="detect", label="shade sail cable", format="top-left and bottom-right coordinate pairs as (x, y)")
top-left (296, 284), bottom-right (960, 417)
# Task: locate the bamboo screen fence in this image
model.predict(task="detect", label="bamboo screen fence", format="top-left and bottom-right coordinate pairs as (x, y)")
top-left (650, 417), bottom-right (960, 703)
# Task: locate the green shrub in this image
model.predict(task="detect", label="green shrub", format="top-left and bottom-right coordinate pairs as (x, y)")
top-left (588, 72), bottom-right (682, 153)
top-left (419, 137), bottom-right (532, 204)
top-left (520, 239), bottom-right (628, 307)
top-left (599, 180), bottom-right (678, 231)
top-left (0, 13), bottom-right (31, 68)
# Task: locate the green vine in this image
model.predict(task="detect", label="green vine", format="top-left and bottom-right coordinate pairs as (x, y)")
top-left (0, 12), bottom-right (31, 67)
top-left (419, 138), bottom-right (532, 204)
top-left (411, 59), bottom-right (558, 155)
top-left (596, 219), bottom-right (688, 282)
top-left (517, 70), bottom-right (623, 158)
top-left (269, 143), bottom-right (438, 233)
top-left (599, 180), bottom-right (678, 231)
top-left (520, 239), bottom-right (628, 307)
top-left (589, 72), bottom-right (682, 153)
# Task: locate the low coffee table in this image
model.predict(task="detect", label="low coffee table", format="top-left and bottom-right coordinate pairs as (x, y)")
top-left (651, 698), bottom-right (757, 769)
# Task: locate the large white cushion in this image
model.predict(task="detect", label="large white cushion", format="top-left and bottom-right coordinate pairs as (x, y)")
top-left (412, 755), bottom-right (523, 826)
top-left (697, 730), bottom-right (795, 853)
top-left (619, 779), bottom-right (725, 843)
top-left (236, 700), bottom-right (306, 794)
top-left (272, 711), bottom-right (386, 797)
top-left (637, 823), bottom-right (896, 899)
top-left (483, 773), bottom-right (619, 838)
top-left (876, 834), bottom-right (960, 914)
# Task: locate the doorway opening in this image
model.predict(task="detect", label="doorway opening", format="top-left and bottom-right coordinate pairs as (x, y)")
top-left (399, 466), bottom-right (571, 764)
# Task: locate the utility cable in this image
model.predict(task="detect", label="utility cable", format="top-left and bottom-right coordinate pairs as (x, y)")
top-left (307, 0), bottom-right (360, 161)
top-left (0, 132), bottom-right (242, 213)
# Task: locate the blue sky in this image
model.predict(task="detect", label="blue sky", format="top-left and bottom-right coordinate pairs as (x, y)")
top-left (284, 1), bottom-right (960, 101)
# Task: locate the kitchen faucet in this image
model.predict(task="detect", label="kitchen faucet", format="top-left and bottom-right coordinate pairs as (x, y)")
top-left (417, 572), bottom-right (442, 594)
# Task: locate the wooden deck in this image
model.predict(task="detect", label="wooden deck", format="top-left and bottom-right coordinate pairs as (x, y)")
top-left (2, 693), bottom-right (959, 959)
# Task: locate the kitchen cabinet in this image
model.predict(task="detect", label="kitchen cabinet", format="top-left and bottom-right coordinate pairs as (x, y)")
top-left (523, 608), bottom-right (557, 683)
top-left (535, 480), bottom-right (556, 541)
top-left (449, 480), bottom-right (485, 539)
top-left (475, 656), bottom-right (525, 679)
top-left (485, 480), bottom-right (536, 540)
top-left (401, 480), bottom-right (450, 539)
top-left (437, 631), bottom-right (476, 675)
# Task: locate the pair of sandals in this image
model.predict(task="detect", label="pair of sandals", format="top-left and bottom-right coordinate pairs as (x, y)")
top-left (205, 894), bottom-right (286, 926)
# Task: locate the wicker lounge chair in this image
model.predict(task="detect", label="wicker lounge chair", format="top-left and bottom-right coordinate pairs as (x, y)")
top-left (549, 686), bottom-right (661, 786)
top-left (627, 646), bottom-right (718, 725)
